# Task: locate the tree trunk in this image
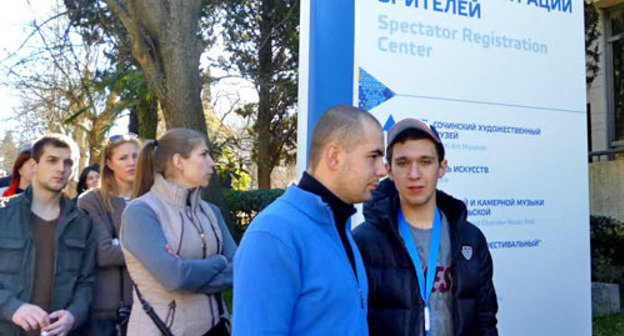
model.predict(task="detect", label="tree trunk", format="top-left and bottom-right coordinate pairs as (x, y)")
top-left (128, 108), bottom-right (139, 134)
top-left (74, 128), bottom-right (89, 173)
top-left (138, 98), bottom-right (158, 139)
top-left (255, 0), bottom-right (275, 189)
top-left (105, 0), bottom-right (208, 136)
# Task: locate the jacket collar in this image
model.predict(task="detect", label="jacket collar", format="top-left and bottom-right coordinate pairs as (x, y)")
top-left (362, 178), bottom-right (468, 232)
top-left (151, 174), bottom-right (201, 211)
top-left (20, 186), bottom-right (80, 237)
top-left (21, 186), bottom-right (76, 217)
top-left (281, 185), bottom-right (335, 226)
top-left (298, 172), bottom-right (356, 225)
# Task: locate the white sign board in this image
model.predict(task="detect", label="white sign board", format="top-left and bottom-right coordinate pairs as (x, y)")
top-left (298, 0), bottom-right (591, 335)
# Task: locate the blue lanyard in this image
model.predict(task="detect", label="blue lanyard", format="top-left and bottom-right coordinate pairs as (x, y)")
top-left (398, 207), bottom-right (442, 335)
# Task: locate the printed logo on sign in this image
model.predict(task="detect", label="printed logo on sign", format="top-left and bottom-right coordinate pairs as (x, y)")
top-left (461, 246), bottom-right (473, 260)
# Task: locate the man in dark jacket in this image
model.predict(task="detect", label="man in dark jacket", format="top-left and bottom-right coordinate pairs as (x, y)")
top-left (353, 118), bottom-right (498, 336)
top-left (0, 134), bottom-right (95, 336)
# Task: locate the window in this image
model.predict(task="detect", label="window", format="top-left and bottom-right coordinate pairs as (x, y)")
top-left (609, 6), bottom-right (624, 143)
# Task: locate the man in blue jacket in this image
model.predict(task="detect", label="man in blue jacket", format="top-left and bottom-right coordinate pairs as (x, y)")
top-left (233, 106), bottom-right (387, 335)
top-left (353, 118), bottom-right (498, 336)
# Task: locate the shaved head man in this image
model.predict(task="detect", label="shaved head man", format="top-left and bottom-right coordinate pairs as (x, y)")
top-left (233, 106), bottom-right (386, 336)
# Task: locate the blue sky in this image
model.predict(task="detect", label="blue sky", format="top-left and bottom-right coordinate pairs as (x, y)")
top-left (0, 0), bottom-right (37, 137)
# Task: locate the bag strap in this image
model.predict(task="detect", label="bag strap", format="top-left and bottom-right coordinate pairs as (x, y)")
top-left (215, 293), bottom-right (226, 318)
top-left (134, 284), bottom-right (175, 336)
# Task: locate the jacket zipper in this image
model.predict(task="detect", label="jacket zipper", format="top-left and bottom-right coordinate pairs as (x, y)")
top-left (383, 215), bottom-right (427, 332)
top-left (327, 213), bottom-right (365, 309)
top-left (384, 212), bottom-right (465, 334)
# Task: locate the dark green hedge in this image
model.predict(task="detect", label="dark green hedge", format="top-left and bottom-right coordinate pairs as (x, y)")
top-left (221, 189), bottom-right (285, 240)
top-left (591, 216), bottom-right (624, 291)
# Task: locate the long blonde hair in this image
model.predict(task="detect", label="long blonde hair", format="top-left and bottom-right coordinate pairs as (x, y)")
top-left (99, 135), bottom-right (142, 212)
top-left (133, 128), bottom-right (206, 199)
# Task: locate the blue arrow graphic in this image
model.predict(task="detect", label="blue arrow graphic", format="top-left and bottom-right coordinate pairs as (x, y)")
top-left (358, 68), bottom-right (396, 111)
top-left (383, 115), bottom-right (396, 132)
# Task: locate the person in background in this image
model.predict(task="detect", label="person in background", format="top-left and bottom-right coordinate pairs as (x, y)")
top-left (121, 128), bottom-right (236, 336)
top-left (1, 143), bottom-right (35, 197)
top-left (0, 134), bottom-right (95, 336)
top-left (74, 163), bottom-right (101, 203)
top-left (78, 134), bottom-right (140, 336)
top-left (0, 143), bottom-right (33, 189)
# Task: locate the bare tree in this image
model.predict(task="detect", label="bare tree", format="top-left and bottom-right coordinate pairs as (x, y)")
top-left (2, 1), bottom-right (124, 170)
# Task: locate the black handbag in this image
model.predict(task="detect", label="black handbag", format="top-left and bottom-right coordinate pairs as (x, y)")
top-left (202, 294), bottom-right (231, 336)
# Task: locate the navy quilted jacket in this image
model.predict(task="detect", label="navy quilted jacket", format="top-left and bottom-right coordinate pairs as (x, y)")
top-left (353, 179), bottom-right (498, 336)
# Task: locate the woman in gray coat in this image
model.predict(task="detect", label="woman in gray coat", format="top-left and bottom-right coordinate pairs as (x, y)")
top-left (121, 128), bottom-right (236, 336)
top-left (78, 134), bottom-right (141, 336)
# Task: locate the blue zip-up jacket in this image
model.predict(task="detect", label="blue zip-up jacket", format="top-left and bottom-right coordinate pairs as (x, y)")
top-left (233, 186), bottom-right (369, 336)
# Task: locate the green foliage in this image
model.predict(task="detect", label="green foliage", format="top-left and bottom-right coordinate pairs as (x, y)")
top-left (214, 148), bottom-right (252, 191)
top-left (222, 188), bottom-right (285, 239)
top-left (205, 106), bottom-right (254, 191)
top-left (98, 68), bottom-right (158, 138)
top-left (585, 0), bottom-right (601, 87)
top-left (593, 311), bottom-right (624, 336)
top-left (222, 289), bottom-right (233, 313)
top-left (590, 216), bottom-right (624, 289)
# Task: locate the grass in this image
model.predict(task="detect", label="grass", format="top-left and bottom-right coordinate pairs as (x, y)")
top-left (594, 310), bottom-right (624, 336)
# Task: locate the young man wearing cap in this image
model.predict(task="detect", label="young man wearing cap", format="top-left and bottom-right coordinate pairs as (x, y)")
top-left (353, 118), bottom-right (498, 336)
top-left (0, 134), bottom-right (95, 336)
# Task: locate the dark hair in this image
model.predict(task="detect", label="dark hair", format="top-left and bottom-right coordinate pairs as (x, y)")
top-left (386, 128), bottom-right (445, 163)
top-left (133, 128), bottom-right (206, 198)
top-left (76, 163), bottom-right (101, 197)
top-left (9, 151), bottom-right (33, 186)
top-left (32, 134), bottom-right (78, 163)
top-left (308, 105), bottom-right (381, 171)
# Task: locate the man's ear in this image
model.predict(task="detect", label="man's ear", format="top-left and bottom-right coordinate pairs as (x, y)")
top-left (31, 159), bottom-right (39, 176)
top-left (438, 159), bottom-right (448, 178)
top-left (324, 143), bottom-right (341, 171)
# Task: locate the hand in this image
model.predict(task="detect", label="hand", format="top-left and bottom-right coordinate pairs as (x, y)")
top-left (11, 303), bottom-right (50, 332)
top-left (43, 310), bottom-right (75, 336)
top-left (166, 244), bottom-right (180, 259)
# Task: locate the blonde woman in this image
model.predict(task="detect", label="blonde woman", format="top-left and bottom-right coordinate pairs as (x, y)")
top-left (78, 134), bottom-right (140, 336)
top-left (121, 128), bottom-right (236, 336)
